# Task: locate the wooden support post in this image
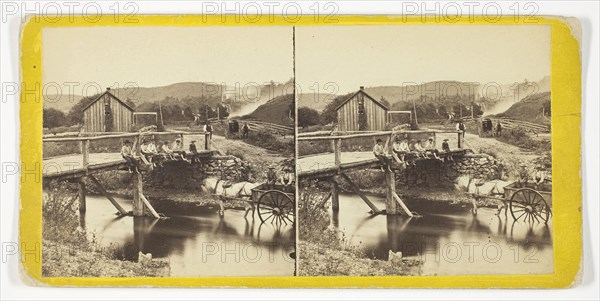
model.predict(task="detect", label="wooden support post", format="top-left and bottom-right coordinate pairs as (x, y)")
top-left (135, 135), bottom-right (142, 156)
top-left (205, 133), bottom-right (211, 151)
top-left (333, 138), bottom-right (341, 169)
top-left (87, 175), bottom-right (128, 215)
top-left (140, 194), bottom-right (161, 219)
top-left (385, 169), bottom-right (397, 215)
top-left (179, 133), bottom-right (184, 146)
top-left (339, 173), bottom-right (380, 214)
top-left (393, 192), bottom-right (414, 217)
top-left (132, 171), bottom-right (144, 217)
top-left (331, 180), bottom-right (340, 212)
top-left (78, 179), bottom-right (86, 213)
top-left (457, 132), bottom-right (462, 149)
top-left (81, 139), bottom-right (90, 169)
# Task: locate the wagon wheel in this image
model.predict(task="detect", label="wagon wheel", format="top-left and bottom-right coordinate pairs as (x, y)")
top-left (509, 188), bottom-right (550, 224)
top-left (257, 190), bottom-right (294, 225)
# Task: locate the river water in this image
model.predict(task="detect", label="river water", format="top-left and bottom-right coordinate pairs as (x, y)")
top-left (80, 195), bottom-right (295, 277)
top-left (331, 193), bottom-right (554, 276)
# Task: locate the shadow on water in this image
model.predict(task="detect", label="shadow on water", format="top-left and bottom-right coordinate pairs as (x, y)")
top-left (332, 193), bottom-right (554, 276)
top-left (81, 194), bottom-right (295, 277)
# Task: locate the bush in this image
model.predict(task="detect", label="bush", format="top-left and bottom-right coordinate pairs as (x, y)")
top-left (43, 108), bottom-right (68, 128)
top-left (297, 107), bottom-right (320, 127)
top-left (42, 181), bottom-right (84, 244)
top-left (496, 128), bottom-right (550, 151)
top-left (245, 131), bottom-right (294, 154)
top-left (298, 188), bottom-right (337, 246)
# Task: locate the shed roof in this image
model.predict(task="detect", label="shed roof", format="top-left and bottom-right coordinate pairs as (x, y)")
top-left (82, 89), bottom-right (135, 112)
top-left (335, 88), bottom-right (389, 111)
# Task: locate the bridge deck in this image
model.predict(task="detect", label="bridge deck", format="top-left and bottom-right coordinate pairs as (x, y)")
top-left (298, 149), bottom-right (467, 179)
top-left (43, 151), bottom-right (215, 180)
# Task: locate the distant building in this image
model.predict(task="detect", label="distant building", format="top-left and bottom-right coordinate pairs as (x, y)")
top-left (83, 88), bottom-right (134, 132)
top-left (335, 86), bottom-right (389, 131)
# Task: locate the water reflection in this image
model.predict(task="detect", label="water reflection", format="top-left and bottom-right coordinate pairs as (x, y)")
top-left (332, 193), bottom-right (554, 276)
top-left (82, 194), bottom-right (295, 277)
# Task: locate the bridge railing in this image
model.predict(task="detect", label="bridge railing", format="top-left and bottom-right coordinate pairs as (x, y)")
top-left (297, 129), bottom-right (464, 172)
top-left (43, 131), bottom-right (210, 169)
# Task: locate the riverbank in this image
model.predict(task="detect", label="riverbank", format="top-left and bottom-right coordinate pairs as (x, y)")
top-left (42, 182), bottom-right (170, 277)
top-left (298, 241), bottom-right (421, 276)
top-left (42, 239), bottom-right (170, 277)
top-left (297, 191), bottom-right (422, 276)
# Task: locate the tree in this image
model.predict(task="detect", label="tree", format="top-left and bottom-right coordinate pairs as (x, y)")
top-left (438, 104), bottom-right (448, 118)
top-left (379, 96), bottom-right (391, 109)
top-left (217, 104), bottom-right (230, 119)
top-left (183, 107), bottom-right (194, 119)
top-left (471, 102), bottom-right (484, 116)
top-left (298, 107), bottom-right (320, 127)
top-left (320, 93), bottom-right (352, 125)
top-left (43, 108), bottom-right (67, 128)
top-left (66, 94), bottom-right (98, 125)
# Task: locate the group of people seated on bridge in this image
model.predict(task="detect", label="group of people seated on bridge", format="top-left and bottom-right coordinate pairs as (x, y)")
top-left (373, 135), bottom-right (453, 171)
top-left (120, 138), bottom-right (203, 172)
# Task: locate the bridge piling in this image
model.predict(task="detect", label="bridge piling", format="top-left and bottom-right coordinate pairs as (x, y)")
top-left (78, 179), bottom-right (86, 213)
top-left (331, 179), bottom-right (340, 212)
top-left (133, 171), bottom-right (144, 216)
top-left (384, 169), bottom-right (397, 215)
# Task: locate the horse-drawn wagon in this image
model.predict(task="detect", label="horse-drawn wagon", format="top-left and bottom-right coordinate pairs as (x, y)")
top-left (477, 118), bottom-right (495, 137)
top-left (226, 119), bottom-right (241, 139)
top-left (471, 180), bottom-right (552, 224)
top-left (202, 176), bottom-right (295, 225)
top-left (502, 182), bottom-right (552, 224)
top-left (251, 184), bottom-right (295, 224)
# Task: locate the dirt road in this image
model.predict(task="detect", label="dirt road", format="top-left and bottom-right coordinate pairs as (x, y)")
top-left (461, 132), bottom-right (541, 163)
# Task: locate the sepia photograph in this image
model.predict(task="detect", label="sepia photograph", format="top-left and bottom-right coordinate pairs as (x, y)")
top-left (41, 26), bottom-right (295, 277)
top-left (295, 25), bottom-right (553, 276)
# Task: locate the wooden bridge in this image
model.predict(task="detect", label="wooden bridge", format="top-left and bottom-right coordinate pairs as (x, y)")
top-left (43, 131), bottom-right (215, 219)
top-left (297, 129), bottom-right (468, 217)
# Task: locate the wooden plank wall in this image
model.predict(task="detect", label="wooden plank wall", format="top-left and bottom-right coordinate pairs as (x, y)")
top-left (83, 94), bottom-right (133, 132)
top-left (337, 92), bottom-right (387, 131)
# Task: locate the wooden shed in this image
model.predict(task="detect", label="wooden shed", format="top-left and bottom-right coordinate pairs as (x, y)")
top-left (83, 88), bottom-right (134, 132)
top-left (336, 86), bottom-right (389, 131)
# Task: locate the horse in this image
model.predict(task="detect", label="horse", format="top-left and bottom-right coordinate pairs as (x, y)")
top-left (200, 176), bottom-right (262, 218)
top-left (454, 175), bottom-right (511, 215)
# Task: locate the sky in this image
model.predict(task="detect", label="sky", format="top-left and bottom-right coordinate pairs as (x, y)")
top-left (42, 26), bottom-right (294, 96)
top-left (43, 25), bottom-right (551, 97)
top-left (295, 25), bottom-right (551, 94)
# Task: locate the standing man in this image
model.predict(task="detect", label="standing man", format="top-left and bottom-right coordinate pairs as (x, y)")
top-left (495, 121), bottom-right (502, 137)
top-left (456, 121), bottom-right (466, 138)
top-left (242, 123), bottom-right (249, 139)
top-left (203, 121), bottom-right (213, 140)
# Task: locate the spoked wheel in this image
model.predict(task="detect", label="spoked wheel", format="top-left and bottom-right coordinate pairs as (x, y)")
top-left (509, 188), bottom-right (550, 224)
top-left (257, 190), bottom-right (295, 225)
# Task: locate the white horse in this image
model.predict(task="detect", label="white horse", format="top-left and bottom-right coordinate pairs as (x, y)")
top-left (200, 176), bottom-right (261, 218)
top-left (454, 175), bottom-right (511, 214)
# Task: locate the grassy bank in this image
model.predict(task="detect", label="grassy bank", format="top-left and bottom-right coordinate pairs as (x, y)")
top-left (297, 190), bottom-right (421, 276)
top-left (42, 181), bottom-right (169, 277)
